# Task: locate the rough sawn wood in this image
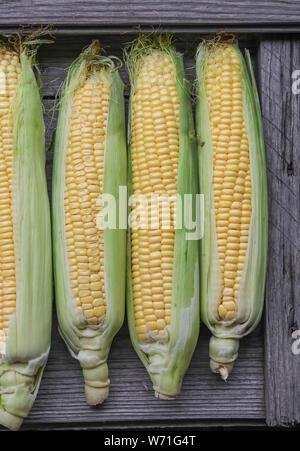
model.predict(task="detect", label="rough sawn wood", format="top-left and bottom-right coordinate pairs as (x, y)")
top-left (259, 39), bottom-right (300, 427)
top-left (0, 1), bottom-right (300, 28)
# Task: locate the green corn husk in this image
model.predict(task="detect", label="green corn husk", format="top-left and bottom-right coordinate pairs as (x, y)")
top-left (52, 41), bottom-right (127, 405)
top-left (126, 35), bottom-right (200, 399)
top-left (196, 38), bottom-right (268, 380)
top-left (0, 37), bottom-right (52, 430)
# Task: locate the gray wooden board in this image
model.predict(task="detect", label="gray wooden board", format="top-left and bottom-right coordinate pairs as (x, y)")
top-left (259, 39), bottom-right (300, 427)
top-left (0, 0), bottom-right (300, 29)
top-left (0, 33), bottom-right (268, 430)
top-left (24, 324), bottom-right (264, 426)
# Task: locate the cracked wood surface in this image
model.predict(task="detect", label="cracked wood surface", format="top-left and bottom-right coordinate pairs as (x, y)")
top-left (0, 0), bottom-right (300, 31)
top-left (259, 39), bottom-right (300, 427)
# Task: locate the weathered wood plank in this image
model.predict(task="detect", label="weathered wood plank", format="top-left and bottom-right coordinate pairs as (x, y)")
top-left (16, 323), bottom-right (264, 427)
top-left (19, 421), bottom-right (267, 431)
top-left (1, 35), bottom-right (263, 429)
top-left (259, 39), bottom-right (300, 427)
top-left (0, 0), bottom-right (300, 28)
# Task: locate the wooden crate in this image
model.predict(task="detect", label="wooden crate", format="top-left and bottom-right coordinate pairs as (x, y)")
top-left (0, 0), bottom-right (299, 430)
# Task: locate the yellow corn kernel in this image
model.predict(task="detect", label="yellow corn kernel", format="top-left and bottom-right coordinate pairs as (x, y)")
top-left (64, 74), bottom-right (110, 324)
top-left (131, 52), bottom-right (179, 342)
top-left (205, 45), bottom-right (252, 322)
top-left (0, 48), bottom-right (20, 354)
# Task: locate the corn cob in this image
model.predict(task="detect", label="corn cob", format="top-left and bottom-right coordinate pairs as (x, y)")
top-left (196, 37), bottom-right (268, 380)
top-left (53, 41), bottom-right (126, 405)
top-left (126, 35), bottom-right (199, 399)
top-left (0, 37), bottom-right (52, 430)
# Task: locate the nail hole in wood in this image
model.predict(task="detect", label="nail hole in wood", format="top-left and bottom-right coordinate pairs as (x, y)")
top-left (287, 161), bottom-right (294, 176)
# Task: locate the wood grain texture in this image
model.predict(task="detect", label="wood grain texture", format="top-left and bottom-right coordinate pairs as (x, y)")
top-left (20, 325), bottom-right (264, 427)
top-left (259, 39), bottom-right (300, 427)
top-left (0, 0), bottom-right (300, 28)
top-left (0, 34), bottom-right (265, 430)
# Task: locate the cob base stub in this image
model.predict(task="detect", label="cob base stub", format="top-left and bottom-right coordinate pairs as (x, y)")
top-left (79, 349), bottom-right (109, 405)
top-left (0, 408), bottom-right (23, 431)
top-left (0, 371), bottom-right (37, 431)
top-left (209, 337), bottom-right (239, 380)
top-left (0, 353), bottom-right (48, 430)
